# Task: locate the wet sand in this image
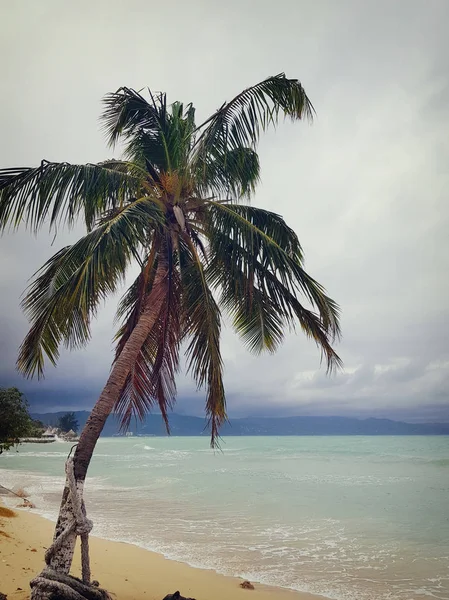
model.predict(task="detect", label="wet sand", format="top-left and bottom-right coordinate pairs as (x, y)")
top-left (0, 502), bottom-right (326, 600)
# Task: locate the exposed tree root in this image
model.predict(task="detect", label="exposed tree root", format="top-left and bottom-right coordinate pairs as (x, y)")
top-left (30, 568), bottom-right (111, 600)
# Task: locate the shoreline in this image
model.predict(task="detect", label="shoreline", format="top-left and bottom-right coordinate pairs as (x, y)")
top-left (0, 500), bottom-right (327, 600)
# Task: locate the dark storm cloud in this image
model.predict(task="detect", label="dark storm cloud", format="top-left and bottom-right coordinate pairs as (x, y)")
top-left (0, 0), bottom-right (448, 421)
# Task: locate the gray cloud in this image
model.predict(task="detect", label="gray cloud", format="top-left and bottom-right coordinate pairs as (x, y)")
top-left (0, 0), bottom-right (448, 421)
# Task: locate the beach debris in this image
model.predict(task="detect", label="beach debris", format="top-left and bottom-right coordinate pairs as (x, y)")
top-left (30, 458), bottom-right (98, 599)
top-left (240, 580), bottom-right (255, 590)
top-left (0, 593), bottom-right (7, 600)
top-left (0, 484), bottom-right (33, 503)
top-left (162, 592), bottom-right (196, 600)
top-left (16, 499), bottom-right (36, 509)
top-left (30, 569), bottom-right (112, 600)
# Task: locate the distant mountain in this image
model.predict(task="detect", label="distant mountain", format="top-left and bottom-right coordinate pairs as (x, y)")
top-left (31, 411), bottom-right (449, 437)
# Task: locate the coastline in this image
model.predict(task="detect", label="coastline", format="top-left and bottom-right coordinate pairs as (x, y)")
top-left (4, 437), bottom-right (446, 600)
top-left (0, 501), bottom-right (327, 600)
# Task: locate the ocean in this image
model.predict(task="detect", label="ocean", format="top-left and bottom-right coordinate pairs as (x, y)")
top-left (1, 436), bottom-right (448, 600)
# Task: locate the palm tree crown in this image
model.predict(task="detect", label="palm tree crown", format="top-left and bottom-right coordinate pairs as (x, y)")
top-left (0, 74), bottom-right (341, 445)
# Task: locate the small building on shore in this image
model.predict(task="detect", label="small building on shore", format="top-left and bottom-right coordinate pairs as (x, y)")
top-left (20, 427), bottom-right (57, 444)
top-left (42, 427), bottom-right (58, 440)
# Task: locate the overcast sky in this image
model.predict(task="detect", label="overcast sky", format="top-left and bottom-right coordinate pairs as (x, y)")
top-left (1, 0), bottom-right (448, 422)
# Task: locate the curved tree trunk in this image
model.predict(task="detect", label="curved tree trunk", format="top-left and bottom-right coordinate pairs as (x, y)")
top-left (38, 256), bottom-right (168, 583)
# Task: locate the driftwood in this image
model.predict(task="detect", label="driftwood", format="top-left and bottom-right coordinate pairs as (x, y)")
top-left (31, 459), bottom-right (97, 600)
top-left (30, 569), bottom-right (111, 600)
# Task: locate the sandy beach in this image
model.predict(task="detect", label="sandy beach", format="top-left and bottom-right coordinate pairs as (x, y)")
top-left (0, 502), bottom-right (323, 600)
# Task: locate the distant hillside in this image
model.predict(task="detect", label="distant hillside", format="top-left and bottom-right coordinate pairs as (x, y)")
top-left (31, 411), bottom-right (449, 437)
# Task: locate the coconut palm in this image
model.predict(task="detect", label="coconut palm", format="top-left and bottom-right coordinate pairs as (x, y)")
top-left (0, 74), bottom-right (341, 591)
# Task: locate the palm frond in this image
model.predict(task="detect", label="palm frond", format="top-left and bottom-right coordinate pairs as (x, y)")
top-left (195, 147), bottom-right (260, 198)
top-left (18, 197), bottom-right (164, 378)
top-left (193, 73), bottom-right (314, 167)
top-left (205, 201), bottom-right (341, 371)
top-left (102, 87), bottom-right (167, 147)
top-left (103, 88), bottom-right (198, 177)
top-left (123, 130), bottom-right (169, 173)
top-left (0, 160), bottom-right (143, 233)
top-left (164, 101), bottom-right (196, 173)
top-left (222, 245), bottom-right (341, 370)
top-left (231, 285), bottom-right (285, 353)
top-left (262, 270), bottom-right (342, 371)
top-left (206, 201), bottom-right (305, 265)
top-left (103, 87), bottom-right (174, 172)
top-left (180, 235), bottom-right (225, 447)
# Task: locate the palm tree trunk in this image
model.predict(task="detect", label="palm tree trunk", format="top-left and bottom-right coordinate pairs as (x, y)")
top-left (43, 257), bottom-right (168, 578)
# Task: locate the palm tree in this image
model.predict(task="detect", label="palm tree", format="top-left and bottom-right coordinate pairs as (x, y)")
top-left (0, 74), bottom-right (341, 593)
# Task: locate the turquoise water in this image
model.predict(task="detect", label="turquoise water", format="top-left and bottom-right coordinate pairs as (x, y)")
top-left (1, 436), bottom-right (448, 599)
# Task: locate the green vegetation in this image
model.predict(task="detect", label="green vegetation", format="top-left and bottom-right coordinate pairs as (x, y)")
top-left (0, 387), bottom-right (38, 453)
top-left (58, 412), bottom-right (79, 433)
